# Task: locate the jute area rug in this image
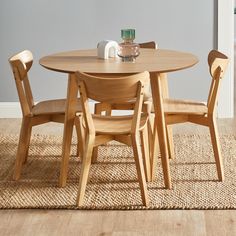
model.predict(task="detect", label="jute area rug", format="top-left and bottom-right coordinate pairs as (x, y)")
top-left (0, 134), bottom-right (236, 210)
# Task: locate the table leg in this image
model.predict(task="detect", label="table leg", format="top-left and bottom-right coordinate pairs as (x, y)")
top-left (59, 73), bottom-right (78, 187)
top-left (160, 73), bottom-right (175, 159)
top-left (150, 72), bottom-right (172, 189)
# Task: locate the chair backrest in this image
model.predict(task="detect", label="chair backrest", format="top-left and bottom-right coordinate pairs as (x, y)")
top-left (207, 50), bottom-right (229, 115)
top-left (139, 41), bottom-right (157, 49)
top-left (76, 71), bottom-right (150, 134)
top-left (9, 50), bottom-right (34, 117)
top-left (77, 71), bottom-right (150, 104)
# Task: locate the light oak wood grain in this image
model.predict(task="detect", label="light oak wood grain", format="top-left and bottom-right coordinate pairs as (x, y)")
top-left (1, 209), bottom-right (236, 236)
top-left (39, 47), bottom-right (198, 189)
top-left (39, 48), bottom-right (198, 74)
top-left (93, 42), bottom-right (157, 164)
top-left (59, 73), bottom-right (80, 187)
top-left (8, 50), bottom-right (82, 181)
top-left (75, 71), bottom-right (151, 206)
top-left (150, 72), bottom-right (171, 187)
top-left (152, 50), bottom-right (229, 183)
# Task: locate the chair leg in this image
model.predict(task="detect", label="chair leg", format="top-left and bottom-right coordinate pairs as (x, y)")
top-left (76, 135), bottom-right (95, 206)
top-left (140, 126), bottom-right (151, 182)
top-left (75, 114), bottom-right (85, 161)
top-left (209, 118), bottom-right (224, 181)
top-left (22, 125), bottom-right (32, 164)
top-left (94, 102), bottom-right (111, 115)
top-left (166, 125), bottom-right (175, 159)
top-left (105, 106), bottom-right (112, 116)
top-left (131, 133), bottom-right (149, 206)
top-left (13, 117), bottom-right (31, 180)
top-left (91, 103), bottom-right (111, 163)
top-left (151, 119), bottom-right (160, 181)
top-left (91, 147), bottom-right (99, 163)
top-left (147, 114), bottom-right (154, 161)
top-left (76, 128), bottom-right (80, 157)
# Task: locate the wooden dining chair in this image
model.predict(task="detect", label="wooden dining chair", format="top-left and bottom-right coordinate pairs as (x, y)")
top-left (9, 50), bottom-right (82, 180)
top-left (152, 50), bottom-right (229, 181)
top-left (75, 71), bottom-right (151, 207)
top-left (92, 41), bottom-right (164, 164)
top-left (94, 41), bottom-right (157, 115)
top-left (93, 40), bottom-right (174, 168)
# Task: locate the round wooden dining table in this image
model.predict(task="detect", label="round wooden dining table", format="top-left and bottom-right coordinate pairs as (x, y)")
top-left (40, 48), bottom-right (198, 188)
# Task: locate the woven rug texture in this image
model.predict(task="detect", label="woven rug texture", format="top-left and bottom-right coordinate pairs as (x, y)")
top-left (0, 133), bottom-right (236, 210)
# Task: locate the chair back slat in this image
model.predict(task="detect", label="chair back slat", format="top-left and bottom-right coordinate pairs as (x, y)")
top-left (78, 80), bottom-right (95, 135)
top-left (9, 50), bottom-right (34, 116)
top-left (23, 76), bottom-right (34, 110)
top-left (139, 41), bottom-right (157, 49)
top-left (207, 50), bottom-right (229, 115)
top-left (76, 71), bottom-right (150, 104)
top-left (131, 81), bottom-right (145, 134)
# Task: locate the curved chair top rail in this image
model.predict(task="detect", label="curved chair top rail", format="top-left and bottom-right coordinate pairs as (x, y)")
top-left (208, 50), bottom-right (229, 79)
top-left (76, 71), bottom-right (150, 103)
top-left (9, 50), bottom-right (33, 80)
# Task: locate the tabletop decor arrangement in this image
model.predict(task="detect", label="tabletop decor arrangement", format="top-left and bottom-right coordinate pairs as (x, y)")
top-left (97, 29), bottom-right (140, 62)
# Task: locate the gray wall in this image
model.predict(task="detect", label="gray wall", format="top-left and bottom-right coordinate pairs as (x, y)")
top-left (0, 0), bottom-right (216, 102)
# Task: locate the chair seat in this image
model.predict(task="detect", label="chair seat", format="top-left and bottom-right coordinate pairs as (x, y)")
top-left (32, 98), bottom-right (82, 115)
top-left (162, 98), bottom-right (208, 115)
top-left (91, 114), bottom-right (148, 135)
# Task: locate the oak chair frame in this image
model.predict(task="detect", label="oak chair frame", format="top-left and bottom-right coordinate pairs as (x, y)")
top-left (93, 41), bottom-right (175, 173)
top-left (75, 71), bottom-right (151, 207)
top-left (9, 50), bottom-right (82, 180)
top-left (152, 50), bottom-right (229, 181)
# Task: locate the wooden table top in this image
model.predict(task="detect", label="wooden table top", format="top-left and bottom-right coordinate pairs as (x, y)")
top-left (39, 48), bottom-right (198, 74)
